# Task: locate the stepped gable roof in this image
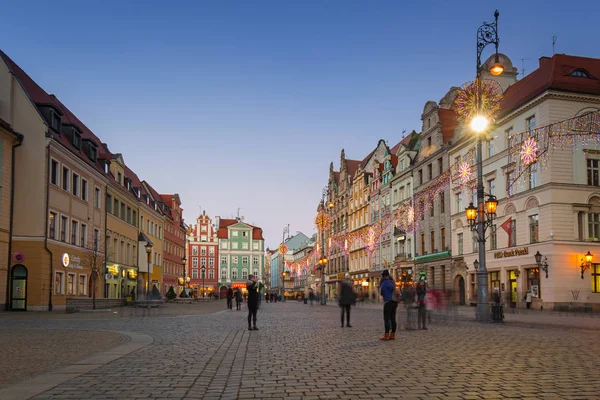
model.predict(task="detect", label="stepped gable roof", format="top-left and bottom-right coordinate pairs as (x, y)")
top-left (390, 139), bottom-right (403, 155)
top-left (438, 108), bottom-right (458, 143)
top-left (346, 159), bottom-right (362, 177)
top-left (332, 171), bottom-right (340, 183)
top-left (218, 218), bottom-right (265, 240)
top-left (360, 149), bottom-right (376, 169)
top-left (500, 54), bottom-right (600, 118)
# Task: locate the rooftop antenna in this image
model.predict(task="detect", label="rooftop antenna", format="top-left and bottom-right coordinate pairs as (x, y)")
top-left (552, 35), bottom-right (557, 55)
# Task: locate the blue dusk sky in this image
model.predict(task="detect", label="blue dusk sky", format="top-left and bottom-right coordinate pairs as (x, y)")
top-left (2, 0), bottom-right (599, 248)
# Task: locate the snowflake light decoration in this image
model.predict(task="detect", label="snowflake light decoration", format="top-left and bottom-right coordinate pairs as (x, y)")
top-left (453, 78), bottom-right (503, 125)
top-left (365, 228), bottom-right (377, 252)
top-left (278, 243), bottom-right (288, 255)
top-left (520, 137), bottom-right (538, 167)
top-left (406, 207), bottom-right (415, 226)
top-left (458, 162), bottom-right (472, 184)
top-left (314, 212), bottom-right (332, 231)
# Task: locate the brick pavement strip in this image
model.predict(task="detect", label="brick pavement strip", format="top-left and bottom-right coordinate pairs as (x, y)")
top-left (1, 301), bottom-right (600, 399)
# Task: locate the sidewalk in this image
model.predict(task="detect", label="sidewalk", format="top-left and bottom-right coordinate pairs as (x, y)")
top-left (322, 301), bottom-right (600, 330)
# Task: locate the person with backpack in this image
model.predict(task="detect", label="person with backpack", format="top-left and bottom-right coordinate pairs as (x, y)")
top-left (379, 269), bottom-right (399, 340)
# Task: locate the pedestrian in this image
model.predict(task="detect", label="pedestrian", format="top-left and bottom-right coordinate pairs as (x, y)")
top-left (339, 277), bottom-right (354, 328)
top-left (235, 289), bottom-right (242, 310)
top-left (246, 274), bottom-right (259, 331)
top-left (416, 274), bottom-right (428, 330)
top-left (524, 290), bottom-right (532, 309)
top-left (402, 284), bottom-right (416, 330)
top-left (378, 270), bottom-right (399, 340)
top-left (309, 290), bottom-right (315, 306)
top-left (226, 288), bottom-right (233, 310)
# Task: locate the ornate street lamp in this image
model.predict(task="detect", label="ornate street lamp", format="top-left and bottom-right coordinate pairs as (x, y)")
top-left (473, 259), bottom-right (480, 271)
top-left (580, 251), bottom-right (593, 279)
top-left (145, 242), bottom-right (153, 301)
top-left (201, 265), bottom-right (206, 297)
top-left (534, 251), bottom-right (549, 279)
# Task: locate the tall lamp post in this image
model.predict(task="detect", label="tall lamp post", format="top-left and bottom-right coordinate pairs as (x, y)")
top-left (465, 10), bottom-right (504, 322)
top-left (181, 254), bottom-right (187, 297)
top-left (201, 265), bottom-right (206, 297)
top-left (279, 225), bottom-right (290, 301)
top-left (145, 242), bottom-right (153, 301)
top-left (318, 186), bottom-right (334, 305)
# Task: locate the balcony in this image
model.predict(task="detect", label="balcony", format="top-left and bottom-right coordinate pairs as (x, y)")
top-left (393, 227), bottom-right (406, 237)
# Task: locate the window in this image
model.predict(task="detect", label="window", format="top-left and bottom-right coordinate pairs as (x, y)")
top-left (490, 225), bottom-right (497, 250)
top-left (428, 164), bottom-right (433, 180)
top-left (418, 170), bottom-right (423, 185)
top-left (132, 211), bottom-right (137, 227)
top-left (221, 256), bottom-right (227, 265)
top-left (67, 273), bottom-right (75, 295)
top-left (233, 256), bottom-right (238, 265)
top-left (201, 235), bottom-right (207, 242)
top-left (529, 163), bottom-right (538, 189)
top-left (243, 231), bottom-right (248, 237)
top-left (505, 127), bottom-right (513, 150)
top-left (526, 115), bottom-right (536, 132)
top-left (78, 275), bottom-right (87, 295)
top-left (472, 188), bottom-right (478, 206)
top-left (55, 271), bottom-right (64, 295)
top-left (472, 234), bottom-right (478, 253)
top-left (232, 269), bottom-right (238, 280)
top-left (457, 233), bottom-right (463, 256)
top-left (80, 224), bottom-right (87, 247)
top-left (49, 212), bottom-right (57, 239)
top-left (510, 218), bottom-right (517, 247)
top-left (221, 269), bottom-right (227, 279)
top-left (570, 69), bottom-right (592, 78)
top-left (62, 166), bottom-right (70, 191)
top-left (192, 269), bottom-right (198, 279)
top-left (51, 159), bottom-right (59, 185)
top-left (201, 247), bottom-right (206, 255)
top-left (420, 201), bottom-right (425, 220)
top-left (526, 267), bottom-right (540, 297)
top-left (529, 215), bottom-right (539, 243)
top-left (490, 271), bottom-right (500, 292)
top-left (507, 170), bottom-right (516, 196)
top-left (456, 193), bottom-right (463, 212)
top-left (252, 256), bottom-right (259, 266)
top-left (94, 229), bottom-right (100, 249)
top-left (488, 179), bottom-right (496, 196)
top-left (121, 204), bottom-right (126, 221)
top-left (88, 145), bottom-right (97, 162)
top-left (201, 269), bottom-right (206, 279)
top-left (94, 187), bottom-right (101, 208)
top-left (587, 159), bottom-right (599, 186)
top-left (209, 270), bottom-right (215, 279)
top-left (488, 140), bottom-right (495, 157)
top-left (242, 242), bottom-right (249, 249)
top-left (588, 213), bottom-right (600, 240)
top-left (420, 234), bottom-right (425, 255)
top-left (441, 228), bottom-right (446, 250)
top-left (127, 207), bottom-right (132, 224)
top-left (209, 258), bottom-right (214, 267)
top-left (117, 172), bottom-right (122, 184)
top-left (114, 199), bottom-right (119, 217)
top-left (60, 216), bottom-right (68, 242)
top-left (427, 137), bottom-right (432, 148)
top-left (192, 258), bottom-right (198, 267)
top-left (209, 247), bottom-right (215, 256)
top-left (201, 225), bottom-right (207, 232)
top-left (430, 202), bottom-right (434, 217)
top-left (201, 258), bottom-right (206, 267)
top-left (81, 179), bottom-right (88, 201)
top-left (232, 242), bottom-right (238, 250)
top-left (242, 269), bottom-right (248, 280)
top-left (71, 220), bottom-right (78, 245)
top-left (232, 231), bottom-right (238, 237)
top-left (430, 231), bottom-right (435, 253)
top-left (592, 265), bottom-right (600, 293)
top-left (242, 256), bottom-right (248, 265)
top-left (50, 111), bottom-right (61, 131)
top-left (192, 246), bottom-right (198, 256)
top-left (438, 158), bottom-right (443, 175)
top-left (253, 269), bottom-right (259, 277)
top-left (440, 192), bottom-right (445, 213)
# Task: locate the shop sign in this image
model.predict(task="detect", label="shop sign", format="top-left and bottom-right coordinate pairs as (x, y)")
top-left (62, 253), bottom-right (83, 270)
top-left (494, 247), bottom-right (529, 259)
top-left (105, 273), bottom-right (114, 280)
top-left (337, 273), bottom-right (345, 279)
top-left (232, 283), bottom-right (246, 289)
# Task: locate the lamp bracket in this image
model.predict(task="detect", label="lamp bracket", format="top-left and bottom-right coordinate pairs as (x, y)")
top-left (476, 11), bottom-right (500, 73)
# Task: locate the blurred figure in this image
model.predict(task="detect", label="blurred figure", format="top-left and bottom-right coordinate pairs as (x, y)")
top-left (378, 270), bottom-right (398, 340)
top-left (227, 288), bottom-right (233, 310)
top-left (309, 289), bottom-right (315, 306)
top-left (247, 275), bottom-right (260, 330)
top-left (525, 290), bottom-right (532, 309)
top-left (235, 289), bottom-right (242, 310)
top-left (339, 277), bottom-right (354, 328)
top-left (402, 284), bottom-right (416, 330)
top-left (416, 275), bottom-right (428, 330)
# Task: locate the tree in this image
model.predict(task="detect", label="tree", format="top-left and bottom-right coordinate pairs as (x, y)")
top-left (82, 240), bottom-right (106, 310)
top-left (166, 286), bottom-right (177, 300)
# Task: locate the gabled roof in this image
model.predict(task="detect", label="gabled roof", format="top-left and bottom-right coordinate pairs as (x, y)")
top-left (218, 219), bottom-right (265, 240)
top-left (500, 54), bottom-right (600, 118)
top-left (346, 159), bottom-right (362, 178)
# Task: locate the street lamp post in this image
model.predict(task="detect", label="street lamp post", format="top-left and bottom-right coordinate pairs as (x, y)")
top-left (280, 225), bottom-right (289, 301)
top-left (181, 254), bottom-right (187, 297)
top-left (465, 10), bottom-right (502, 323)
top-left (201, 265), bottom-right (206, 297)
top-left (318, 186), bottom-right (334, 305)
top-left (145, 242), bottom-right (153, 301)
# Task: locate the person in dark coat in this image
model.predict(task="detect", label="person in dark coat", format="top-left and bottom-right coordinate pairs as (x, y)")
top-left (235, 289), bottom-right (243, 310)
top-left (226, 288), bottom-right (234, 309)
top-left (338, 277), bottom-right (354, 328)
top-left (416, 275), bottom-right (428, 330)
top-left (246, 275), bottom-right (260, 330)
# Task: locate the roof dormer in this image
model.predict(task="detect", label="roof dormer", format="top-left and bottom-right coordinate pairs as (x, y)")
top-left (136, 188), bottom-right (141, 199)
top-left (569, 68), bottom-right (594, 79)
top-left (62, 124), bottom-right (82, 149)
top-left (82, 138), bottom-right (98, 162)
top-left (38, 104), bottom-right (63, 133)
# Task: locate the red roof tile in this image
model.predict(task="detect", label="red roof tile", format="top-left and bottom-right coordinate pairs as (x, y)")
top-left (500, 54), bottom-right (600, 118)
top-left (218, 218), bottom-right (264, 240)
top-left (346, 159), bottom-right (362, 177)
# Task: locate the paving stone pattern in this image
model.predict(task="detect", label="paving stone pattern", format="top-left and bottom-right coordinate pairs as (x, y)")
top-left (2, 302), bottom-right (600, 399)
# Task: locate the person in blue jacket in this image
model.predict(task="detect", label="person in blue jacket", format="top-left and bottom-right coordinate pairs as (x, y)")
top-left (379, 269), bottom-right (398, 340)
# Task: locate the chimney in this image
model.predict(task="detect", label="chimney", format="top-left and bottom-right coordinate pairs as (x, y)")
top-left (539, 56), bottom-right (553, 68)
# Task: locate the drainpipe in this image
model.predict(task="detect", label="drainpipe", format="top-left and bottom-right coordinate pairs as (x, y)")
top-left (44, 142), bottom-right (54, 311)
top-left (4, 131), bottom-right (24, 311)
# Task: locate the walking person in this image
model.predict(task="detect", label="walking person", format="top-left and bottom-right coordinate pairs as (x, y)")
top-left (226, 288), bottom-right (233, 310)
top-left (309, 289), bottom-right (315, 307)
top-left (524, 290), bottom-right (532, 309)
top-left (416, 274), bottom-right (428, 330)
top-left (235, 289), bottom-right (242, 310)
top-left (379, 270), bottom-right (399, 340)
top-left (402, 284), bottom-right (416, 330)
top-left (339, 277), bottom-right (354, 328)
top-left (247, 275), bottom-right (260, 331)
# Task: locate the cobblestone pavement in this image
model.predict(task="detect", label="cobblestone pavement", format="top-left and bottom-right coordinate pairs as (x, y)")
top-left (2, 301), bottom-right (600, 399)
top-left (0, 328), bottom-right (128, 387)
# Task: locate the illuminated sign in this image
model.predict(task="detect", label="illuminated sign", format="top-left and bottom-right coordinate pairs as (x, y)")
top-left (494, 247), bottom-right (529, 259)
top-left (62, 253), bottom-right (70, 267)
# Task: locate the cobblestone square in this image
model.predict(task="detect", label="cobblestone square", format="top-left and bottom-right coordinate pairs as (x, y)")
top-left (1, 302), bottom-right (599, 399)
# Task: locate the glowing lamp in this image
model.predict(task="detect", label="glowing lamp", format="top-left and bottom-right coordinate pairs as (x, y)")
top-left (490, 63), bottom-right (504, 76)
top-left (485, 195), bottom-right (498, 217)
top-left (465, 203), bottom-right (477, 225)
top-left (327, 202), bottom-right (334, 209)
top-left (470, 115), bottom-right (489, 133)
top-left (585, 251), bottom-right (593, 265)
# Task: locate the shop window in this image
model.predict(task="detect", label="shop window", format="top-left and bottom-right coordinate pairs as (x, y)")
top-left (592, 265), bottom-right (600, 293)
top-left (67, 273), bottom-right (76, 295)
top-left (490, 271), bottom-right (500, 292)
top-left (526, 268), bottom-right (540, 297)
top-left (55, 271), bottom-right (64, 295)
top-left (78, 275), bottom-right (87, 295)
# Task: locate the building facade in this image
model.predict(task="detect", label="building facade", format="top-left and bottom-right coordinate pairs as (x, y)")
top-left (187, 211), bottom-right (218, 297)
top-left (160, 194), bottom-right (186, 296)
top-left (217, 218), bottom-right (264, 297)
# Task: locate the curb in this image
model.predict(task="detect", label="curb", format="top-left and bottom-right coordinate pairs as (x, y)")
top-left (0, 330), bottom-right (154, 400)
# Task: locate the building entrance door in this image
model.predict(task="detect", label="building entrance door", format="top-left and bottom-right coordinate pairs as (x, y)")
top-left (454, 275), bottom-right (466, 305)
top-left (509, 270), bottom-right (518, 308)
top-left (11, 265), bottom-right (28, 311)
